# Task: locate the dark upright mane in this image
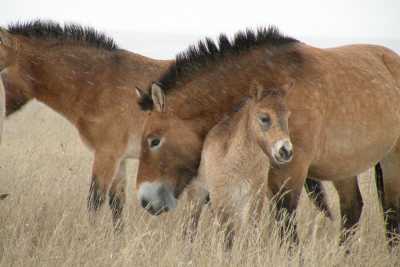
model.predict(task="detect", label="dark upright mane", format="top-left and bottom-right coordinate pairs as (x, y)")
top-left (7, 20), bottom-right (118, 51)
top-left (139, 26), bottom-right (299, 110)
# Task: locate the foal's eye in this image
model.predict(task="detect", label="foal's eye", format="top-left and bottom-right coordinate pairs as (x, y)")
top-left (258, 114), bottom-right (271, 128)
top-left (148, 137), bottom-right (162, 149)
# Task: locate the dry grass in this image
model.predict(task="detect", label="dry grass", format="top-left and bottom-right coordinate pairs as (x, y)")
top-left (1, 101), bottom-right (399, 267)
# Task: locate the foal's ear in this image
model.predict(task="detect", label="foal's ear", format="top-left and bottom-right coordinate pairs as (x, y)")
top-left (151, 83), bottom-right (166, 112)
top-left (282, 80), bottom-right (295, 95)
top-left (249, 80), bottom-right (264, 101)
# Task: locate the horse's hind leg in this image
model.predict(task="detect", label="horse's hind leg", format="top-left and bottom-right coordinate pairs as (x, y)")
top-left (87, 150), bottom-right (121, 223)
top-left (379, 145), bottom-right (400, 246)
top-left (108, 159), bottom-right (127, 231)
top-left (332, 177), bottom-right (363, 243)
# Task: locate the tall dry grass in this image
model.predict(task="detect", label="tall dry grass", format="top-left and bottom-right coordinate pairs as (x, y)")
top-left (1, 101), bottom-right (399, 267)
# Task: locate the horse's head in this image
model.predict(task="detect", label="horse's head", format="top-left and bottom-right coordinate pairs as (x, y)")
top-left (247, 80), bottom-right (294, 165)
top-left (0, 28), bottom-right (17, 70)
top-left (135, 84), bottom-right (203, 215)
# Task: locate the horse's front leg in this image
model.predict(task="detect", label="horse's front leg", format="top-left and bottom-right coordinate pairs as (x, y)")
top-left (108, 159), bottom-right (127, 231)
top-left (268, 157), bottom-right (309, 245)
top-left (87, 150), bottom-right (121, 223)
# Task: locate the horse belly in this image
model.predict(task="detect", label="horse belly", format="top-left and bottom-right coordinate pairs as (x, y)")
top-left (312, 105), bottom-right (400, 180)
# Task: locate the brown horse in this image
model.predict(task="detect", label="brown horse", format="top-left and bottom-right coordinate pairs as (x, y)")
top-left (0, 20), bottom-right (171, 226)
top-left (136, 27), bottom-right (399, 245)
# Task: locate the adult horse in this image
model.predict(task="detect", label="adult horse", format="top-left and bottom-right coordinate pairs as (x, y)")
top-left (136, 27), bottom-right (397, 244)
top-left (0, 20), bottom-right (172, 226)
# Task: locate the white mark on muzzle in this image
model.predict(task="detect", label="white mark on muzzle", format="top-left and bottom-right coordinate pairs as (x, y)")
top-left (272, 138), bottom-right (293, 163)
top-left (138, 181), bottom-right (177, 213)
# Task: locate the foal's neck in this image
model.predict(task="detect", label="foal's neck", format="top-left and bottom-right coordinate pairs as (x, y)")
top-left (229, 103), bottom-right (260, 155)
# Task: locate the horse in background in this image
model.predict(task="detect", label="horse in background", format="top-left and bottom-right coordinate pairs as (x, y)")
top-left (0, 20), bottom-right (171, 225)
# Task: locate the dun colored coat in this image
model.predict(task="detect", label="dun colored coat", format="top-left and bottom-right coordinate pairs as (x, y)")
top-left (136, 27), bottom-right (398, 245)
top-left (0, 20), bottom-right (171, 226)
top-left (189, 81), bottom-right (332, 246)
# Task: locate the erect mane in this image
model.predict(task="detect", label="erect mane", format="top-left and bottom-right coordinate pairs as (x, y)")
top-left (139, 26), bottom-right (299, 110)
top-left (7, 20), bottom-right (118, 51)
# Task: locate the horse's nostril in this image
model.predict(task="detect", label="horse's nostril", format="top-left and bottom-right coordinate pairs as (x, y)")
top-left (141, 198), bottom-right (149, 209)
top-left (279, 146), bottom-right (293, 160)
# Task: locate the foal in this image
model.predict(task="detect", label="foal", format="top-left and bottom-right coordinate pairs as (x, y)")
top-left (0, 20), bottom-right (171, 226)
top-left (194, 81), bottom-right (332, 246)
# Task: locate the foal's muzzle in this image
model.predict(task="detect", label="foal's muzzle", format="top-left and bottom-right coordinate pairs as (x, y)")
top-left (138, 182), bottom-right (177, 215)
top-left (272, 139), bottom-right (293, 164)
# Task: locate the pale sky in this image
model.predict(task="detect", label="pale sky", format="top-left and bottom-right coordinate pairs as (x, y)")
top-left (1, 0), bottom-right (399, 59)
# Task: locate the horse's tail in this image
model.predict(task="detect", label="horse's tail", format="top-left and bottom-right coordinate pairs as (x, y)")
top-left (304, 178), bottom-right (333, 220)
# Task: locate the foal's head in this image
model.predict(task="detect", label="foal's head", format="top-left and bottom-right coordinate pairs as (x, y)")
top-left (247, 81), bottom-right (294, 165)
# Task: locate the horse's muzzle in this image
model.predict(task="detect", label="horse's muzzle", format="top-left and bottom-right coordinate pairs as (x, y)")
top-left (138, 181), bottom-right (177, 215)
top-left (272, 139), bottom-right (293, 164)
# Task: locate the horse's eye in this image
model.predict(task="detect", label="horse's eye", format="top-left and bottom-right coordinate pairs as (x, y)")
top-left (258, 114), bottom-right (271, 128)
top-left (148, 137), bottom-right (161, 149)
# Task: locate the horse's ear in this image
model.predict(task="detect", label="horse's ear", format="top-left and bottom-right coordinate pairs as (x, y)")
top-left (249, 80), bottom-right (264, 101)
top-left (282, 80), bottom-right (295, 95)
top-left (135, 86), bottom-right (145, 99)
top-left (151, 83), bottom-right (166, 112)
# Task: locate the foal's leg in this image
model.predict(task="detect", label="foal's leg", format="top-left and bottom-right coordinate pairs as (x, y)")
top-left (332, 177), bottom-right (363, 243)
top-left (87, 150), bottom-right (121, 222)
top-left (183, 184), bottom-right (210, 241)
top-left (108, 159), bottom-right (127, 230)
top-left (379, 146), bottom-right (400, 246)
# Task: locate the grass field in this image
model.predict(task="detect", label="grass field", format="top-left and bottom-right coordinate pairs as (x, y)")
top-left (1, 101), bottom-right (399, 267)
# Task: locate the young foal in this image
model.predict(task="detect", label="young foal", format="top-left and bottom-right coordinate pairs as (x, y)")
top-left (195, 81), bottom-right (294, 246)
top-left (0, 20), bottom-right (171, 226)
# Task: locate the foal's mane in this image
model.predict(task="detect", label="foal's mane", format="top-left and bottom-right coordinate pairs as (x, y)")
top-left (139, 26), bottom-right (299, 110)
top-left (7, 20), bottom-right (118, 51)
